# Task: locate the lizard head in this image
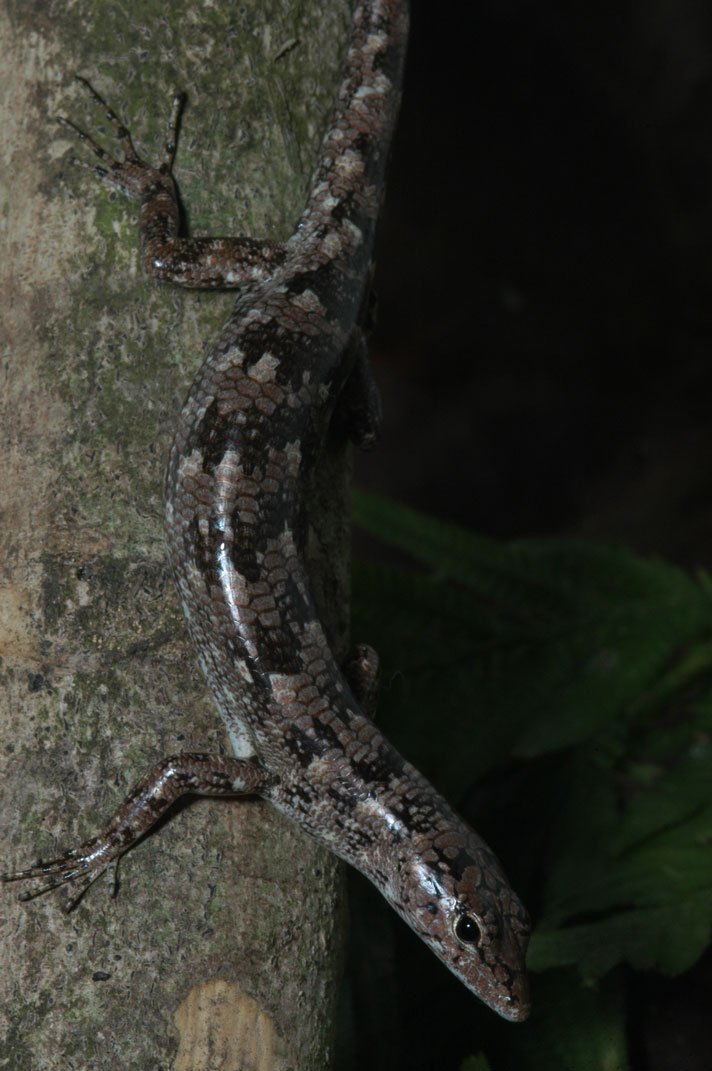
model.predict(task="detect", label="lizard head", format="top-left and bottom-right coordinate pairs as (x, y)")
top-left (390, 827), bottom-right (531, 1021)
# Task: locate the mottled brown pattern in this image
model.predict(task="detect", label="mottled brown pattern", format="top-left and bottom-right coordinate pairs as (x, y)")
top-left (4, 0), bottom-right (530, 1022)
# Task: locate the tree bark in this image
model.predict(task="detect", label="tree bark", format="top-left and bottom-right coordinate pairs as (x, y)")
top-left (0, 1), bottom-right (352, 1068)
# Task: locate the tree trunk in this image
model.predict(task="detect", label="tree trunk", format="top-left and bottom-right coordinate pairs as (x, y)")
top-left (0, 1), bottom-right (352, 1068)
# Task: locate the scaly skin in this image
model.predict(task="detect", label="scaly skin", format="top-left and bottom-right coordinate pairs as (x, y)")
top-left (4, 0), bottom-right (530, 1022)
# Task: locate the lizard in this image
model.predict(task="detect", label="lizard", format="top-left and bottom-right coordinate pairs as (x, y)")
top-left (4, 0), bottom-right (530, 1022)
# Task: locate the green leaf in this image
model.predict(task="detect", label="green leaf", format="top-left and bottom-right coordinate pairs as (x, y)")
top-left (460, 1056), bottom-right (493, 1071)
top-left (529, 896), bottom-right (712, 978)
top-left (353, 489), bottom-right (579, 616)
top-left (534, 726), bottom-right (712, 976)
top-left (353, 490), bottom-right (712, 757)
top-left (352, 489), bottom-right (712, 1000)
top-left (490, 970), bottom-right (629, 1071)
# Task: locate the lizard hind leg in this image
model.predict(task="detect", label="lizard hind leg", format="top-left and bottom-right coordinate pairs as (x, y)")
top-left (334, 330), bottom-right (382, 451)
top-left (58, 76), bottom-right (288, 289)
top-left (343, 643), bottom-right (380, 719)
top-left (2, 753), bottom-right (269, 910)
top-left (57, 75), bottom-right (183, 198)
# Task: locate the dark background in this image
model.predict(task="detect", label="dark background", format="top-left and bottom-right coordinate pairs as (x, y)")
top-left (347, 1), bottom-right (712, 1068)
top-left (361, 0), bottom-right (712, 566)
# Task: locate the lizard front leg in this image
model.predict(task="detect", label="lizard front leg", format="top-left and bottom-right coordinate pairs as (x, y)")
top-left (2, 82), bottom-right (286, 912)
top-left (3, 754), bottom-right (270, 909)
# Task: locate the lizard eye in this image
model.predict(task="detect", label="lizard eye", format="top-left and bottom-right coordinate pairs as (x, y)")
top-left (454, 913), bottom-right (481, 946)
